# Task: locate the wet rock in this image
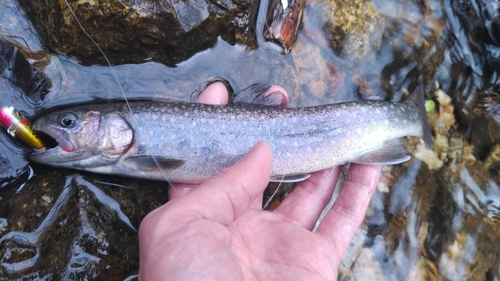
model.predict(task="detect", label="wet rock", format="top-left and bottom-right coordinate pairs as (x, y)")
top-left (0, 39), bottom-right (48, 99)
top-left (0, 166), bottom-right (169, 279)
top-left (17, 0), bottom-right (260, 66)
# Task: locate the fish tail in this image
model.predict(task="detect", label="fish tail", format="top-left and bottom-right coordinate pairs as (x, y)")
top-left (406, 86), bottom-right (433, 148)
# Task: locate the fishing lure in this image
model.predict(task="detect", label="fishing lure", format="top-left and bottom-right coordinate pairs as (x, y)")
top-left (0, 106), bottom-right (45, 149)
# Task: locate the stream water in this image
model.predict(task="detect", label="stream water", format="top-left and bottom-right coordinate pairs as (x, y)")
top-left (1, 0), bottom-right (500, 279)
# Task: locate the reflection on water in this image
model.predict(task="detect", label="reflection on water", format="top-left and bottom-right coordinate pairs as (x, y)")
top-left (1, 0), bottom-right (500, 279)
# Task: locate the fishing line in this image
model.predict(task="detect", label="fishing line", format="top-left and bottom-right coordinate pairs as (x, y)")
top-left (263, 175), bottom-right (284, 210)
top-left (62, 0), bottom-right (175, 189)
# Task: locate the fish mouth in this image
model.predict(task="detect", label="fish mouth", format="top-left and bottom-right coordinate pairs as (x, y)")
top-left (32, 128), bottom-right (74, 153)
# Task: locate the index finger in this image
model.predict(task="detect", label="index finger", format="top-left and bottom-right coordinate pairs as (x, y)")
top-left (177, 141), bottom-right (273, 225)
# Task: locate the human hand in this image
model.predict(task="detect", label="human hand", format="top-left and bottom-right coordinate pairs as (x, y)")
top-left (138, 141), bottom-right (381, 280)
top-left (138, 82), bottom-right (382, 280)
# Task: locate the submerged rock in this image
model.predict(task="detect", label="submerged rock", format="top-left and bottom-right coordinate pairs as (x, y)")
top-left (467, 90), bottom-right (500, 163)
top-left (311, 0), bottom-right (385, 62)
top-left (17, 0), bottom-right (260, 66)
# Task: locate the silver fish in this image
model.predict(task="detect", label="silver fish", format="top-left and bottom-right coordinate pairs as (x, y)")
top-left (29, 87), bottom-right (432, 184)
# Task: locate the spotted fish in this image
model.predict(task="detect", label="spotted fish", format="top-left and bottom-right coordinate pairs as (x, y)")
top-left (28, 86), bottom-right (432, 184)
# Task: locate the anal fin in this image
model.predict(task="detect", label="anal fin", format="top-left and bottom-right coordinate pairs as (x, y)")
top-left (270, 173), bottom-right (311, 183)
top-left (352, 139), bottom-right (411, 165)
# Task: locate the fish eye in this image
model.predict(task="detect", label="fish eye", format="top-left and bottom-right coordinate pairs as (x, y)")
top-left (58, 112), bottom-right (78, 128)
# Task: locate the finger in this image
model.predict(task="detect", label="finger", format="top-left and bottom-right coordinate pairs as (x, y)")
top-left (196, 81), bottom-right (229, 105)
top-left (316, 163), bottom-right (381, 259)
top-left (178, 142), bottom-right (273, 225)
top-left (274, 166), bottom-right (342, 229)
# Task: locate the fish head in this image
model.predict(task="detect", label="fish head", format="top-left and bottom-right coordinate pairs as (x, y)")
top-left (29, 106), bottom-right (134, 168)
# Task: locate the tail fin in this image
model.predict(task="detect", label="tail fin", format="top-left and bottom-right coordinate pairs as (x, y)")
top-left (406, 86), bottom-right (433, 148)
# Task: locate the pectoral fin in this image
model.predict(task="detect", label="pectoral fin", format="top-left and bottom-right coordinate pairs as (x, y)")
top-left (270, 173), bottom-right (311, 183)
top-left (124, 155), bottom-right (185, 172)
top-left (352, 140), bottom-right (411, 165)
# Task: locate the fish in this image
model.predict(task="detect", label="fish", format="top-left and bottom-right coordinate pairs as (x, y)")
top-left (28, 86), bottom-right (432, 184)
top-left (0, 106), bottom-right (46, 149)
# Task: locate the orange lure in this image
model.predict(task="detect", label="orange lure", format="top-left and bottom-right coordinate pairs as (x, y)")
top-left (0, 106), bottom-right (45, 149)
